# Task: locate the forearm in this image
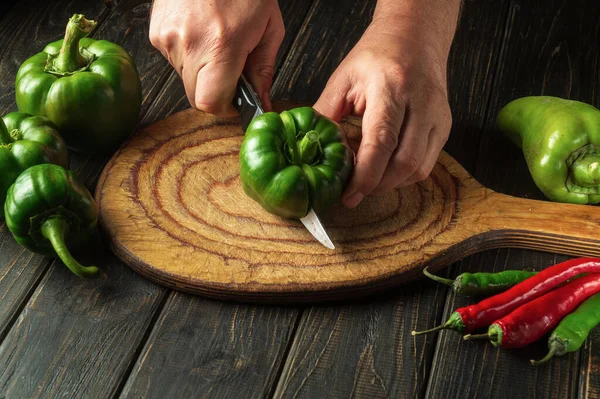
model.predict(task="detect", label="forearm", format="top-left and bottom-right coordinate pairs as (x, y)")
top-left (373, 0), bottom-right (461, 53)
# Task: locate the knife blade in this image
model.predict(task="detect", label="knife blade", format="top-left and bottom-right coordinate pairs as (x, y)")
top-left (233, 75), bottom-right (336, 249)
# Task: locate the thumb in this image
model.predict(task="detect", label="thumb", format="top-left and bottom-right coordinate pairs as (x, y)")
top-left (244, 14), bottom-right (285, 112)
top-left (313, 71), bottom-right (352, 121)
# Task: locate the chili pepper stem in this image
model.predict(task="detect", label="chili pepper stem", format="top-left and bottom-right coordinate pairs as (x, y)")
top-left (411, 324), bottom-right (446, 336)
top-left (530, 346), bottom-right (558, 366)
top-left (464, 328), bottom-right (502, 345)
top-left (412, 311), bottom-right (465, 336)
top-left (52, 14), bottom-right (97, 74)
top-left (40, 216), bottom-right (98, 277)
top-left (422, 267), bottom-right (455, 287)
top-left (463, 333), bottom-right (489, 341)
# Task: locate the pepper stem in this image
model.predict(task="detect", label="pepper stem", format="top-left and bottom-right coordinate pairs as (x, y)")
top-left (422, 267), bottom-right (455, 287)
top-left (570, 152), bottom-right (600, 187)
top-left (412, 311), bottom-right (465, 336)
top-left (463, 333), bottom-right (488, 340)
top-left (280, 111), bottom-right (302, 166)
top-left (0, 121), bottom-right (12, 145)
top-left (298, 130), bottom-right (321, 164)
top-left (530, 346), bottom-right (557, 366)
top-left (411, 324), bottom-right (446, 336)
top-left (40, 216), bottom-right (99, 277)
top-left (52, 14), bottom-right (97, 74)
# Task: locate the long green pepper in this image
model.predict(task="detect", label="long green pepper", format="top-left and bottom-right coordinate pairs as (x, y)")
top-left (531, 292), bottom-right (600, 365)
top-left (497, 96), bottom-right (600, 204)
top-left (423, 267), bottom-right (538, 296)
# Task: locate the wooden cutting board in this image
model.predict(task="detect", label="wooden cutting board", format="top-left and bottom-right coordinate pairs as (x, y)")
top-left (95, 103), bottom-right (600, 303)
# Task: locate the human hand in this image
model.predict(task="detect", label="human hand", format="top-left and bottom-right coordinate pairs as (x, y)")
top-left (149, 0), bottom-right (285, 116)
top-left (314, 14), bottom-right (456, 208)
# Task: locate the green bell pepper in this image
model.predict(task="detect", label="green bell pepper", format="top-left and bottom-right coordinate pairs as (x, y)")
top-left (15, 14), bottom-right (142, 155)
top-left (497, 96), bottom-right (600, 204)
top-left (0, 112), bottom-right (69, 216)
top-left (5, 164), bottom-right (99, 277)
top-left (239, 107), bottom-right (354, 219)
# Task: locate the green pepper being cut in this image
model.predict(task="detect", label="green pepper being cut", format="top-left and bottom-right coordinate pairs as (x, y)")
top-left (497, 96), bottom-right (600, 204)
top-left (0, 112), bottom-right (69, 216)
top-left (239, 107), bottom-right (354, 219)
top-left (4, 164), bottom-right (99, 277)
top-left (15, 14), bottom-right (142, 155)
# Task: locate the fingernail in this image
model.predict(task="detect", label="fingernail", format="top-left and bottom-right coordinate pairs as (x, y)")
top-left (344, 191), bottom-right (364, 208)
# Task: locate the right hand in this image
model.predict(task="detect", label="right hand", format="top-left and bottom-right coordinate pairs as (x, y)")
top-left (149, 0), bottom-right (285, 116)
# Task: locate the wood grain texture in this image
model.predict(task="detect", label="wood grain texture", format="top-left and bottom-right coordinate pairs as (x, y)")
top-left (120, 292), bottom-right (300, 399)
top-left (0, 233), bottom-right (167, 398)
top-left (273, 0), bottom-right (513, 397)
top-left (271, 0), bottom-right (376, 102)
top-left (425, 253), bottom-right (579, 399)
top-left (0, 226), bottom-right (49, 342)
top-left (101, 3), bottom-right (324, 398)
top-left (427, 0), bottom-right (600, 398)
top-left (578, 327), bottom-right (600, 399)
top-left (0, 2), bottom-right (173, 398)
top-left (0, 0), bottom-right (110, 344)
top-left (95, 103), bottom-right (600, 302)
top-left (273, 284), bottom-right (447, 398)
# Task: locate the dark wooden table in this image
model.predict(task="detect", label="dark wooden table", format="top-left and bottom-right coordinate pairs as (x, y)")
top-left (0, 0), bottom-right (599, 397)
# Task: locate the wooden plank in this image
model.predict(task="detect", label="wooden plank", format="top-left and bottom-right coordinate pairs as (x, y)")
top-left (0, 233), bottom-right (167, 398)
top-left (0, 1), bottom-right (18, 21)
top-left (114, 2), bottom-right (317, 397)
top-left (0, 1), bottom-right (315, 398)
top-left (0, 0), bottom-right (110, 342)
top-left (443, 0), bottom-right (512, 170)
top-left (271, 0), bottom-right (375, 103)
top-left (269, 0), bottom-right (516, 396)
top-left (274, 286), bottom-right (447, 398)
top-left (427, 0), bottom-right (600, 397)
top-left (426, 253), bottom-right (578, 399)
top-left (0, 1), bottom-right (172, 398)
top-left (578, 327), bottom-right (600, 398)
top-left (120, 293), bottom-right (300, 399)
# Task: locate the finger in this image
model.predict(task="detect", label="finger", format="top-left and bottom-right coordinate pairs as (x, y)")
top-left (400, 117), bottom-right (451, 187)
top-left (313, 70), bottom-right (353, 122)
top-left (342, 95), bottom-right (406, 208)
top-left (183, 48), bottom-right (246, 117)
top-left (371, 106), bottom-right (431, 194)
top-left (244, 13), bottom-right (285, 112)
top-left (396, 129), bottom-right (439, 187)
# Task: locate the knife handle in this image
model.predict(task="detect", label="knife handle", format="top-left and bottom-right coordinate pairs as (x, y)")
top-left (233, 75), bottom-right (264, 131)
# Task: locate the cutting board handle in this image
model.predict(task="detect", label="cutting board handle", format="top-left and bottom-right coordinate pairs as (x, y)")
top-left (463, 190), bottom-right (600, 257)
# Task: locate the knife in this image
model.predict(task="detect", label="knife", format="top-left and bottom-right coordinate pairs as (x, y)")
top-left (232, 75), bottom-right (335, 250)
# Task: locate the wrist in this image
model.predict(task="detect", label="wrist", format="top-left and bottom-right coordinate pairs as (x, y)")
top-left (372, 0), bottom-right (461, 53)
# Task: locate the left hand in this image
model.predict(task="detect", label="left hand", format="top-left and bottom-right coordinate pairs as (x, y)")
top-left (314, 15), bottom-right (454, 208)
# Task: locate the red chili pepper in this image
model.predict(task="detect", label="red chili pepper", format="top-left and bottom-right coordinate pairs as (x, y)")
top-left (412, 257), bottom-right (600, 336)
top-left (463, 273), bottom-right (600, 348)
